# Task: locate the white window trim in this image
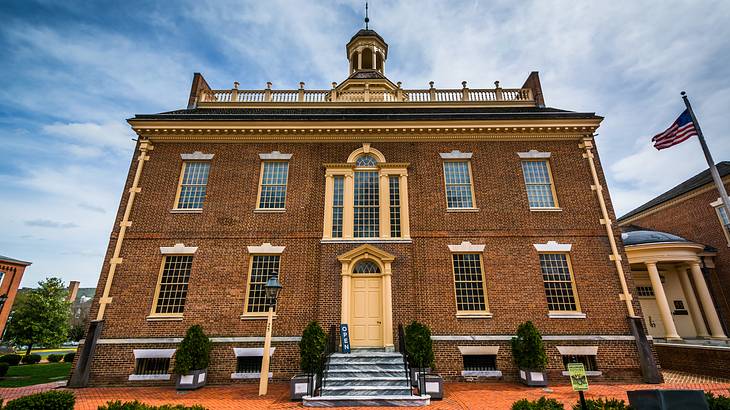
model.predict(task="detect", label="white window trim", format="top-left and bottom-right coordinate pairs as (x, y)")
top-left (259, 151), bottom-right (292, 160)
top-left (230, 347), bottom-right (275, 379)
top-left (246, 243), bottom-right (286, 254)
top-left (129, 349), bottom-right (175, 381)
top-left (533, 241), bottom-right (572, 252)
top-left (448, 241), bottom-right (486, 253)
top-left (462, 370), bottom-right (503, 378)
top-left (439, 150), bottom-right (473, 159)
top-left (181, 152), bottom-right (214, 160)
top-left (562, 370), bottom-right (602, 377)
top-left (711, 197), bottom-right (723, 207)
top-left (517, 150), bottom-right (551, 159)
top-left (160, 243), bottom-right (198, 255)
top-left (548, 312), bottom-right (587, 319)
top-left (458, 346), bottom-right (499, 355)
top-left (556, 346), bottom-right (598, 356)
top-left (711, 198), bottom-right (730, 247)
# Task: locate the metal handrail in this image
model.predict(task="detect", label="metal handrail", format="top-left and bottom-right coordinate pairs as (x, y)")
top-left (397, 324), bottom-right (414, 396)
top-left (312, 325), bottom-right (337, 397)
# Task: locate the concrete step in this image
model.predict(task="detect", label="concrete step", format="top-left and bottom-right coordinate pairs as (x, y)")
top-left (321, 385), bottom-right (412, 397)
top-left (303, 394), bottom-right (430, 407)
top-left (327, 362), bottom-right (404, 370)
top-left (324, 376), bottom-right (410, 387)
top-left (328, 355), bottom-right (404, 365)
top-left (325, 368), bottom-right (407, 378)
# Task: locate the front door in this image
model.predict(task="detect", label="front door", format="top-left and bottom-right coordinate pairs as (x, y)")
top-left (350, 276), bottom-right (383, 347)
top-left (639, 299), bottom-right (666, 339)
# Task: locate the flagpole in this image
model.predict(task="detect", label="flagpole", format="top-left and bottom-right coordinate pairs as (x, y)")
top-left (681, 91), bottom-right (730, 220)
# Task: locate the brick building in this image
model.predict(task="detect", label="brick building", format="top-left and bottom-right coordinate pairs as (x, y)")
top-left (72, 27), bottom-right (659, 394)
top-left (0, 255), bottom-right (31, 336)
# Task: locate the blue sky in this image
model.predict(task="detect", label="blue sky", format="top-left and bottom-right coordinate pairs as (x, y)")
top-left (1, 0), bottom-right (729, 288)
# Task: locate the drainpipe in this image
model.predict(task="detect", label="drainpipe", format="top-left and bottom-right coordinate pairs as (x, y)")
top-left (95, 139), bottom-right (153, 321)
top-left (700, 256), bottom-right (729, 336)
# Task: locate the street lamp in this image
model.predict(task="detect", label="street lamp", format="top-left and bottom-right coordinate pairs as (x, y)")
top-left (259, 273), bottom-right (282, 396)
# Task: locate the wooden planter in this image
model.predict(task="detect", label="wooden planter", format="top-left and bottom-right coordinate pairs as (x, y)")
top-left (291, 374), bottom-right (317, 400)
top-left (176, 368), bottom-right (207, 390)
top-left (518, 368), bottom-right (548, 387)
top-left (418, 373), bottom-right (443, 399)
top-left (410, 367), bottom-right (431, 387)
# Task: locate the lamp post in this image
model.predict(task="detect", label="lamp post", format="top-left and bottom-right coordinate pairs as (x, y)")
top-left (259, 273), bottom-right (282, 396)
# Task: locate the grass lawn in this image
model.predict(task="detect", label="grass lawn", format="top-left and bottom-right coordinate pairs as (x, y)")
top-left (25, 348), bottom-right (77, 360)
top-left (0, 363), bottom-right (72, 387)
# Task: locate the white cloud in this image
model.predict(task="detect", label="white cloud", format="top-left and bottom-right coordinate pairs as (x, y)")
top-left (43, 121), bottom-right (134, 154)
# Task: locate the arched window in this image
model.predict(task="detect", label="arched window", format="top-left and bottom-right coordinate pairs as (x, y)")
top-left (356, 155), bottom-right (377, 167)
top-left (354, 156), bottom-right (379, 238)
top-left (376, 51), bottom-right (383, 71)
top-left (353, 260), bottom-right (381, 274)
top-left (361, 48), bottom-right (374, 69)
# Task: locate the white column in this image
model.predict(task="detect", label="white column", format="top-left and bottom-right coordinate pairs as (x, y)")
top-left (340, 263), bottom-right (351, 325)
top-left (322, 174), bottom-right (334, 239)
top-left (383, 263), bottom-right (394, 351)
top-left (646, 261), bottom-right (682, 340)
top-left (689, 262), bottom-right (727, 339)
top-left (678, 267), bottom-right (709, 338)
top-left (399, 174), bottom-right (410, 239)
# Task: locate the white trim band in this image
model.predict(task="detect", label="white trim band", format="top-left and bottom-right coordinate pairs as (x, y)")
top-left (181, 152), bottom-right (214, 160)
top-left (440, 150), bottom-right (473, 159)
top-left (518, 150), bottom-right (551, 159)
top-left (462, 370), bottom-right (502, 378)
top-left (97, 336), bottom-right (301, 344)
top-left (233, 347), bottom-right (275, 357)
top-left (259, 151), bottom-right (292, 160)
top-left (458, 346), bottom-right (499, 355)
top-left (533, 241), bottom-right (572, 252)
top-left (232, 372), bottom-right (273, 380)
top-left (711, 197), bottom-right (723, 207)
top-left (556, 346), bottom-right (598, 356)
top-left (133, 349), bottom-right (175, 359)
top-left (448, 241), bottom-right (485, 253)
top-left (160, 243), bottom-right (198, 255)
top-left (247, 242), bottom-right (286, 254)
top-left (129, 374), bottom-right (171, 381)
top-left (549, 312), bottom-right (587, 319)
top-left (432, 335), bottom-right (637, 341)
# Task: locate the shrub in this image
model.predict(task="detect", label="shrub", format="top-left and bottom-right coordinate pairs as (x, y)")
top-left (511, 321), bottom-right (548, 371)
top-left (707, 392), bottom-right (730, 410)
top-left (98, 400), bottom-right (207, 410)
top-left (47, 354), bottom-right (63, 363)
top-left (172, 325), bottom-right (212, 375)
top-left (299, 321), bottom-right (326, 374)
top-left (63, 352), bottom-right (75, 363)
top-left (572, 397), bottom-right (631, 410)
top-left (21, 354), bottom-right (42, 364)
top-left (4, 390), bottom-right (75, 410)
top-left (405, 321), bottom-right (435, 369)
top-left (0, 354), bottom-right (22, 366)
top-left (512, 397), bottom-right (565, 410)
top-left (0, 362), bottom-right (9, 377)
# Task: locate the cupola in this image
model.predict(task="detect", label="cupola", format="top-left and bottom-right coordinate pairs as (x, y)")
top-left (346, 29), bottom-right (388, 76)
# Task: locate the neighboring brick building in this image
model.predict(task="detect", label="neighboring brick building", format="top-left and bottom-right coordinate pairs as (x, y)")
top-left (72, 27), bottom-right (659, 392)
top-left (0, 255), bottom-right (31, 336)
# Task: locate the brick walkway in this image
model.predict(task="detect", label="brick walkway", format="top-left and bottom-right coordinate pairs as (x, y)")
top-left (1, 375), bottom-right (729, 409)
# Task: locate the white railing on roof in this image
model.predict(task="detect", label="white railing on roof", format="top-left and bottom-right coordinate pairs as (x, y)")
top-left (197, 81), bottom-right (533, 104)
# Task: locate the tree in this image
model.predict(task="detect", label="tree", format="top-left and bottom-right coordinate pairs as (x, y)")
top-left (4, 277), bottom-right (70, 356)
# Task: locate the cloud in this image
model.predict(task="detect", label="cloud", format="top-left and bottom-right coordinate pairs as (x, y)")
top-left (43, 121), bottom-right (134, 155)
top-left (77, 202), bottom-right (106, 214)
top-left (24, 219), bottom-right (79, 229)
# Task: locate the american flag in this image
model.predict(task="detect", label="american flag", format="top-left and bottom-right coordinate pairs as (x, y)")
top-left (652, 109), bottom-right (698, 150)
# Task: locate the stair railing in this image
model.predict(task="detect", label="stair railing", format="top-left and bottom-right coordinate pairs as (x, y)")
top-left (315, 324), bottom-right (338, 397)
top-left (397, 324), bottom-right (414, 396)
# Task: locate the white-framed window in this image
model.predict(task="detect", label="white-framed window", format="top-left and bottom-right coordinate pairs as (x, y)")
top-left (557, 346), bottom-right (600, 376)
top-left (257, 161), bottom-right (289, 210)
top-left (354, 165), bottom-right (380, 238)
top-left (521, 160), bottom-right (558, 209)
top-left (539, 253), bottom-right (580, 313)
top-left (459, 346), bottom-right (501, 377)
top-left (389, 176), bottom-right (401, 238)
top-left (244, 255), bottom-right (281, 314)
top-left (0, 271), bottom-right (4, 286)
top-left (712, 198), bottom-right (730, 246)
top-left (452, 253), bottom-right (488, 314)
top-left (231, 348), bottom-right (274, 379)
top-left (150, 255), bottom-right (193, 317)
top-left (636, 286), bottom-right (654, 297)
top-left (332, 176), bottom-right (344, 238)
top-left (443, 161), bottom-right (476, 209)
top-left (129, 349), bottom-right (175, 380)
top-left (174, 161), bottom-right (211, 210)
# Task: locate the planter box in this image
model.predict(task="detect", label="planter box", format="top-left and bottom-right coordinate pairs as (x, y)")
top-left (518, 368), bottom-right (548, 387)
top-left (291, 374), bottom-right (317, 400)
top-left (410, 367), bottom-right (431, 387)
top-left (176, 368), bottom-right (207, 390)
top-left (418, 373), bottom-right (443, 399)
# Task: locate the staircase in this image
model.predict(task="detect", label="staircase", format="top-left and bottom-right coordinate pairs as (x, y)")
top-left (302, 349), bottom-right (430, 407)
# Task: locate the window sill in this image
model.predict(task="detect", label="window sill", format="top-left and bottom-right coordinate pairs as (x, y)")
top-left (129, 374), bottom-right (171, 381)
top-left (462, 370), bottom-right (502, 378)
top-left (320, 238), bottom-right (412, 244)
top-left (529, 207), bottom-right (563, 212)
top-left (562, 371), bottom-right (602, 377)
top-left (548, 312), bottom-right (586, 319)
top-left (146, 315), bottom-right (184, 321)
top-left (170, 209), bottom-right (203, 214)
top-left (446, 208), bottom-right (480, 213)
top-left (456, 313), bottom-right (493, 319)
top-left (240, 314), bottom-right (278, 320)
top-left (254, 209), bottom-right (286, 213)
top-left (231, 372), bottom-right (272, 380)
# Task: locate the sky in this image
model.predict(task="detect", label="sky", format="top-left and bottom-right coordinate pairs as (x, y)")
top-left (1, 0), bottom-right (729, 288)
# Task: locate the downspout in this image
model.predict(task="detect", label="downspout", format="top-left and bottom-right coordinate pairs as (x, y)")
top-left (95, 139), bottom-right (153, 321)
top-left (580, 137), bottom-right (636, 317)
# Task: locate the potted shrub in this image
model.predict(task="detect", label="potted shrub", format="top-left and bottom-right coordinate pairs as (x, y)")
top-left (292, 321), bottom-right (326, 399)
top-left (405, 321), bottom-right (441, 397)
top-left (173, 325), bottom-right (212, 390)
top-left (511, 321), bottom-right (548, 387)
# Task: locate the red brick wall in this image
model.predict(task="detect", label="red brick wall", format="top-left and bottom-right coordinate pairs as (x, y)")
top-left (655, 344), bottom-right (730, 379)
top-left (0, 262), bottom-right (28, 335)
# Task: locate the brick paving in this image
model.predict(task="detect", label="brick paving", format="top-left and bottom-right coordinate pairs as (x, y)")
top-left (1, 375), bottom-right (729, 409)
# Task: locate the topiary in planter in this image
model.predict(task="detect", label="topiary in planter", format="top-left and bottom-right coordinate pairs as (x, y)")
top-left (405, 321), bottom-right (434, 369)
top-left (299, 321), bottom-right (326, 375)
top-left (173, 325), bottom-right (212, 375)
top-left (0, 354), bottom-right (22, 366)
top-left (47, 354), bottom-right (63, 363)
top-left (511, 321), bottom-right (547, 371)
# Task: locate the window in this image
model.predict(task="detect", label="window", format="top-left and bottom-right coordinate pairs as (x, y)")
top-left (356, 155), bottom-right (378, 167)
top-left (636, 286), bottom-right (654, 297)
top-left (257, 161), bottom-right (289, 209)
top-left (0, 271), bottom-right (4, 285)
top-left (389, 176), bottom-right (401, 237)
top-left (443, 161), bottom-right (475, 209)
top-left (332, 176), bottom-right (344, 238)
top-left (354, 170), bottom-right (379, 238)
top-left (463, 355), bottom-right (497, 371)
top-left (245, 255), bottom-right (281, 313)
top-left (134, 357), bottom-right (170, 375)
top-left (353, 260), bottom-right (380, 274)
top-left (152, 255), bottom-right (193, 316)
top-left (236, 356), bottom-right (263, 374)
top-left (521, 160), bottom-right (558, 208)
top-left (174, 162), bottom-right (210, 210)
top-left (714, 204), bottom-right (730, 244)
top-left (562, 355), bottom-right (598, 372)
top-left (539, 253), bottom-right (579, 312)
top-left (452, 253), bottom-right (488, 313)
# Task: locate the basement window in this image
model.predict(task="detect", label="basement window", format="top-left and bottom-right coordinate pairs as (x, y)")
top-left (236, 356), bottom-right (263, 374)
top-left (458, 346), bottom-right (502, 378)
top-left (463, 355), bottom-right (497, 371)
top-left (562, 355), bottom-right (597, 372)
top-left (129, 349), bottom-right (174, 381)
top-left (231, 348), bottom-right (274, 379)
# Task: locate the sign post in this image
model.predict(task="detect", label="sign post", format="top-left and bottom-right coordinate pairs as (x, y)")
top-left (567, 362), bottom-right (589, 410)
top-left (339, 324), bottom-right (351, 354)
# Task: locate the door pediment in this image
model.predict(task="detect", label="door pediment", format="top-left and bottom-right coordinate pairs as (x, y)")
top-left (337, 244), bottom-right (395, 264)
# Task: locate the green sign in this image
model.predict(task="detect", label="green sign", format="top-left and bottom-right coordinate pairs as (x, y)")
top-left (567, 363), bottom-right (589, 391)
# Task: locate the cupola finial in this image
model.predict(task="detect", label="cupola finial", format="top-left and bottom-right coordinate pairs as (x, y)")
top-left (364, 2), bottom-right (369, 29)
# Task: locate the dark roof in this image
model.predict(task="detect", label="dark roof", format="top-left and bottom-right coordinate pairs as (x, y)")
top-left (349, 70), bottom-right (386, 80)
top-left (618, 162), bottom-right (730, 222)
top-left (349, 29), bottom-right (386, 45)
top-left (132, 106), bottom-right (601, 122)
top-left (0, 255), bottom-right (31, 266)
top-left (621, 228), bottom-right (691, 246)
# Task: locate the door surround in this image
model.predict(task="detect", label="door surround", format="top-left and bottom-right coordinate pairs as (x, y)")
top-left (338, 244), bottom-right (395, 350)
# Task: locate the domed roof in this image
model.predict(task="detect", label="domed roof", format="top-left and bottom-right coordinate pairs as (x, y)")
top-left (621, 229), bottom-right (691, 246)
top-left (349, 29), bottom-right (385, 44)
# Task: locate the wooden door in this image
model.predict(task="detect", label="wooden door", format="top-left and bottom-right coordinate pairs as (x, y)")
top-left (639, 299), bottom-right (666, 339)
top-left (350, 277), bottom-right (383, 347)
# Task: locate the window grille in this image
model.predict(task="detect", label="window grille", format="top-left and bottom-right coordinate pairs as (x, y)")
top-left (353, 260), bottom-right (380, 274)
top-left (176, 162), bottom-right (210, 209)
top-left (389, 176), bottom-right (401, 237)
top-left (246, 255), bottom-right (281, 313)
top-left (332, 176), bottom-right (344, 238)
top-left (355, 155), bottom-right (378, 167)
top-left (354, 171), bottom-right (379, 238)
top-left (236, 356), bottom-right (263, 374)
top-left (154, 255), bottom-right (193, 315)
top-left (134, 357), bottom-right (170, 375)
top-left (539, 253), bottom-right (578, 312)
top-left (562, 355), bottom-right (598, 372)
top-left (452, 253), bottom-right (487, 312)
top-left (258, 161), bottom-right (289, 209)
top-left (521, 160), bottom-right (557, 208)
top-left (636, 286), bottom-right (655, 297)
top-left (463, 355), bottom-right (497, 371)
top-left (443, 161), bottom-right (474, 208)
